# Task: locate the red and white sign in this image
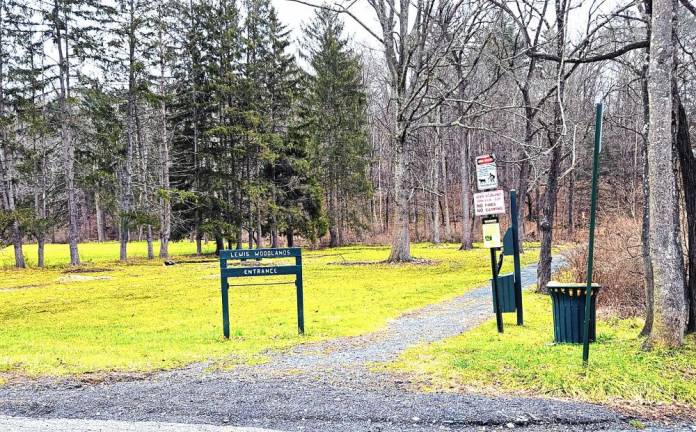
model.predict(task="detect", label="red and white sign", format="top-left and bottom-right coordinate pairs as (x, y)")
top-left (475, 154), bottom-right (498, 191)
top-left (474, 190), bottom-right (505, 216)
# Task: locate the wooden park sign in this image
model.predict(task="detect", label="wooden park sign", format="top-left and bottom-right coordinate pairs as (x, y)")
top-left (219, 247), bottom-right (304, 338)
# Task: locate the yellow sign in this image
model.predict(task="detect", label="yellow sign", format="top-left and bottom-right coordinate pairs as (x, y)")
top-left (482, 219), bottom-right (502, 248)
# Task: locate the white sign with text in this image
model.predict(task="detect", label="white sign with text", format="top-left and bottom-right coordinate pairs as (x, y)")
top-left (474, 190), bottom-right (506, 216)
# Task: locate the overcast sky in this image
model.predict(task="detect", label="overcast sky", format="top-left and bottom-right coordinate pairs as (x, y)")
top-left (271, 0), bottom-right (380, 51)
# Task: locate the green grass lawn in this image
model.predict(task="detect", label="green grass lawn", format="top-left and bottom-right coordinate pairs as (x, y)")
top-left (0, 241), bottom-right (539, 380)
top-left (0, 240), bottom-right (217, 268)
top-left (388, 292), bottom-right (696, 408)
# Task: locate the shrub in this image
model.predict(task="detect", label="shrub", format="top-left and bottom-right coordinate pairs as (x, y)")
top-left (562, 217), bottom-right (646, 318)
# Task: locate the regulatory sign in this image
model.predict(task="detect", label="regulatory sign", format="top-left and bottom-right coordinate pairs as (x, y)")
top-left (476, 154), bottom-right (498, 191)
top-left (474, 190), bottom-right (505, 216)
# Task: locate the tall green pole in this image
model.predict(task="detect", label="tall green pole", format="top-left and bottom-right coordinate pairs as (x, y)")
top-left (583, 103), bottom-right (603, 364)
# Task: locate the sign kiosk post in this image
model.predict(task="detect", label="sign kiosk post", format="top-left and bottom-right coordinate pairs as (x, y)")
top-left (510, 190), bottom-right (523, 325)
top-left (483, 216), bottom-right (504, 333)
top-left (475, 158), bottom-right (506, 334)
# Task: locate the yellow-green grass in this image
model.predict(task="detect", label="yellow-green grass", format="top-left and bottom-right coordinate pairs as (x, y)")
top-left (0, 241), bottom-right (217, 268)
top-left (0, 242), bottom-right (539, 378)
top-left (389, 292), bottom-right (696, 408)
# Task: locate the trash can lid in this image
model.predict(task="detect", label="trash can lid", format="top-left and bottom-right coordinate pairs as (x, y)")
top-left (548, 281), bottom-right (601, 288)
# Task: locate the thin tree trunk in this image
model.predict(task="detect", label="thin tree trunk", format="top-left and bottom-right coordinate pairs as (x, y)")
top-left (538, 140), bottom-right (562, 292)
top-left (639, 41), bottom-right (655, 337)
top-left (388, 129), bottom-right (411, 262)
top-left (567, 170), bottom-right (574, 236)
top-left (95, 191), bottom-right (105, 242)
top-left (146, 225), bottom-right (154, 259)
top-left (37, 236), bottom-right (45, 268)
top-left (441, 144), bottom-right (451, 242)
top-left (459, 130), bottom-right (473, 250)
top-left (432, 126), bottom-right (441, 244)
top-left (675, 98), bottom-right (696, 333)
top-left (328, 185), bottom-right (338, 247)
top-left (54, 2), bottom-right (80, 265)
top-left (537, 0), bottom-right (567, 292)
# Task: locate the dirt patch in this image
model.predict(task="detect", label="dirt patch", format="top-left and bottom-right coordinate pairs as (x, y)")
top-left (329, 258), bottom-right (437, 266)
top-left (62, 267), bottom-right (113, 274)
top-left (57, 275), bottom-right (113, 283)
top-left (0, 284), bottom-right (47, 292)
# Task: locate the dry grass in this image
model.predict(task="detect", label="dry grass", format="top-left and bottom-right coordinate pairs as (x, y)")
top-left (563, 217), bottom-right (646, 317)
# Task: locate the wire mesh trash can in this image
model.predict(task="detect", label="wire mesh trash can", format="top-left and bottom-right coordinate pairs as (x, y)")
top-left (491, 273), bottom-right (516, 313)
top-left (548, 282), bottom-right (601, 344)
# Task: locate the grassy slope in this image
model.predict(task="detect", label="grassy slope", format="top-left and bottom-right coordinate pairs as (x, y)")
top-left (389, 292), bottom-right (696, 407)
top-left (0, 242), bottom-right (539, 378)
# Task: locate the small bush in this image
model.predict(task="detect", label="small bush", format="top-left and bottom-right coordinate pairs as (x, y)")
top-left (563, 217), bottom-right (646, 318)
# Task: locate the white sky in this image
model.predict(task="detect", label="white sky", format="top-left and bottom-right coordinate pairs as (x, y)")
top-left (271, 0), bottom-right (380, 51)
top-left (270, 0), bottom-right (626, 56)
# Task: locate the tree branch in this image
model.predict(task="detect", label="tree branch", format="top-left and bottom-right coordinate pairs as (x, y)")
top-left (529, 40), bottom-right (649, 64)
top-left (282, 0), bottom-right (385, 44)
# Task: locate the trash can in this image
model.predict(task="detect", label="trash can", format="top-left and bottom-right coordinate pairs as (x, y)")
top-left (548, 282), bottom-right (601, 344)
top-left (491, 273), bottom-right (516, 313)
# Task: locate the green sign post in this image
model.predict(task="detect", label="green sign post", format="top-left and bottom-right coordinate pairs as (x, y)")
top-left (583, 103), bottom-right (604, 364)
top-left (219, 247), bottom-right (304, 338)
top-left (509, 190), bottom-right (523, 325)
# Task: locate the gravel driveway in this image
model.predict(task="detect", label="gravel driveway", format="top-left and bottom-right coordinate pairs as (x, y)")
top-left (0, 257), bottom-right (688, 431)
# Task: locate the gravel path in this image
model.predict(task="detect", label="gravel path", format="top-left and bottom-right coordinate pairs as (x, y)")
top-left (0, 256), bottom-right (685, 431)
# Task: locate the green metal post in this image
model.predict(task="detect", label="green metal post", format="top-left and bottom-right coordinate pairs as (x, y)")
top-left (221, 258), bottom-right (230, 339)
top-left (510, 190), bottom-right (523, 325)
top-left (295, 253), bottom-right (305, 335)
top-left (491, 247), bottom-right (504, 333)
top-left (583, 103), bottom-right (603, 364)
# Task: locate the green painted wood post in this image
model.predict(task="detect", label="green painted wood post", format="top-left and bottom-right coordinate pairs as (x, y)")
top-left (221, 258), bottom-right (230, 339)
top-left (491, 247), bottom-right (504, 333)
top-left (583, 103), bottom-right (603, 364)
top-left (295, 253), bottom-right (305, 335)
top-left (510, 190), bottom-right (523, 325)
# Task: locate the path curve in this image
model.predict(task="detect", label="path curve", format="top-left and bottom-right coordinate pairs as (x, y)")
top-left (0, 257), bottom-right (655, 431)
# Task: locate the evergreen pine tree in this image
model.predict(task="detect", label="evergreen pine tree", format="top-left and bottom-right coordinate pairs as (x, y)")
top-left (302, 9), bottom-right (370, 247)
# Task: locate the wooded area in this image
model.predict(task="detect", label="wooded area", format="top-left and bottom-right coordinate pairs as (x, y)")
top-left (0, 0), bottom-right (695, 347)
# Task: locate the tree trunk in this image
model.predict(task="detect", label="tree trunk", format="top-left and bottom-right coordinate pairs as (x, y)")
top-left (431, 129), bottom-right (441, 244)
top-left (537, 1), bottom-right (567, 293)
top-left (37, 235), bottom-right (45, 268)
top-left (388, 132), bottom-right (411, 262)
top-left (640, 76), bottom-right (655, 337)
top-left (675, 98), bottom-right (696, 333)
top-left (95, 191), bottom-right (105, 242)
top-left (286, 229), bottom-right (294, 247)
top-left (146, 225), bottom-right (154, 259)
top-left (441, 142), bottom-right (451, 242)
top-left (196, 217), bottom-right (203, 256)
top-left (328, 186), bottom-right (338, 247)
top-left (157, 16), bottom-right (171, 259)
top-left (645, 0), bottom-right (686, 348)
top-left (567, 170), bottom-right (574, 236)
top-left (537, 140), bottom-right (562, 292)
top-left (459, 129), bottom-right (473, 250)
top-left (54, 4), bottom-right (80, 265)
